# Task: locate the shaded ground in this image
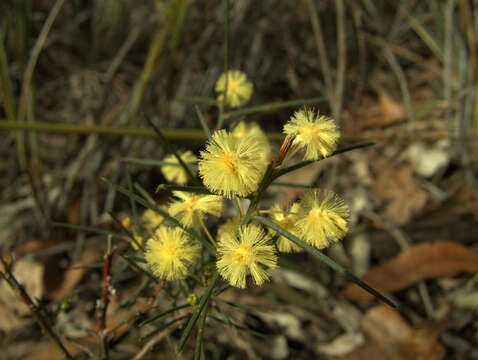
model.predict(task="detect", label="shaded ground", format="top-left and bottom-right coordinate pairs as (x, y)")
top-left (1, 1), bottom-right (478, 359)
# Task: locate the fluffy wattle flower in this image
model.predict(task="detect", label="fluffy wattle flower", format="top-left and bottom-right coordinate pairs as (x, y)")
top-left (168, 191), bottom-right (222, 228)
top-left (296, 189), bottom-right (349, 249)
top-left (283, 108), bottom-right (340, 160)
top-left (160, 150), bottom-right (197, 185)
top-left (215, 70), bottom-right (253, 108)
top-left (269, 203), bottom-right (303, 253)
top-left (145, 227), bottom-right (200, 280)
top-left (198, 130), bottom-right (267, 199)
top-left (216, 225), bottom-right (277, 288)
top-left (231, 121), bottom-right (271, 164)
top-left (142, 208), bottom-right (165, 229)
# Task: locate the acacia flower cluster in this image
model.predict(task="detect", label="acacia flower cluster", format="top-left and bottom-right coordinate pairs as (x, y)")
top-left (141, 71), bottom-right (350, 289)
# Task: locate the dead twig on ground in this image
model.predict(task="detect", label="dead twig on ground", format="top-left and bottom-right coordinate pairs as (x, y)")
top-left (97, 236), bottom-right (115, 360)
top-left (0, 256), bottom-right (74, 360)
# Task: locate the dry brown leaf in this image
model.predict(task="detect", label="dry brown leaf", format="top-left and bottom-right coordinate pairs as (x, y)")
top-left (378, 92), bottom-right (406, 125)
top-left (373, 161), bottom-right (427, 225)
top-left (342, 242), bottom-right (478, 301)
top-left (339, 304), bottom-right (446, 360)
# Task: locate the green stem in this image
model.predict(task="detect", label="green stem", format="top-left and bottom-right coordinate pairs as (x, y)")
top-left (236, 198), bottom-right (245, 217)
top-left (199, 217), bottom-right (217, 248)
top-left (177, 272), bottom-right (220, 353)
top-left (216, 0), bottom-right (230, 130)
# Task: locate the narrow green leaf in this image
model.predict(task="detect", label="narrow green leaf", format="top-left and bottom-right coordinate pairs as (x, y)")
top-left (254, 216), bottom-right (396, 308)
top-left (269, 181), bottom-right (311, 188)
top-left (145, 116), bottom-right (200, 185)
top-left (133, 182), bottom-right (155, 203)
top-left (404, 10), bottom-right (444, 61)
top-left (195, 104), bottom-right (213, 141)
top-left (120, 254), bottom-right (159, 283)
top-left (127, 171), bottom-right (139, 229)
top-left (123, 254), bottom-right (147, 263)
top-left (0, 32), bottom-right (16, 122)
top-left (177, 96), bottom-right (218, 106)
top-left (54, 222), bottom-right (124, 239)
top-left (121, 277), bottom-right (151, 307)
top-left (194, 299), bottom-right (209, 360)
top-left (101, 178), bottom-right (215, 252)
top-left (213, 296), bottom-right (267, 313)
top-left (121, 157), bottom-right (166, 167)
top-left (108, 211), bottom-right (143, 251)
top-left (275, 142), bottom-right (374, 179)
top-left (142, 315), bottom-right (189, 341)
top-left (177, 272), bottom-right (220, 353)
top-left (122, 157), bottom-right (199, 169)
top-left (226, 97), bottom-right (325, 119)
top-left (209, 315), bottom-right (267, 338)
top-left (140, 303), bottom-right (190, 327)
top-left (155, 183), bottom-right (212, 195)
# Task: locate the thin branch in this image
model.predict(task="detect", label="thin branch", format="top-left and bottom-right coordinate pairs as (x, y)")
top-left (334, 0), bottom-right (346, 122)
top-left (307, 0), bottom-right (333, 94)
top-left (0, 257), bottom-right (73, 359)
top-left (16, 0), bottom-right (65, 168)
top-left (97, 236), bottom-right (115, 360)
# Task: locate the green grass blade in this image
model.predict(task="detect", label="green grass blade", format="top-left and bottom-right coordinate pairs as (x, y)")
top-left (209, 315), bottom-right (267, 338)
top-left (101, 177), bottom-right (214, 252)
top-left (275, 142), bottom-right (374, 179)
top-left (195, 104), bottom-right (213, 141)
top-left (145, 115), bottom-right (200, 185)
top-left (122, 157), bottom-right (199, 169)
top-left (127, 171), bottom-right (139, 228)
top-left (0, 32), bottom-right (16, 122)
top-left (121, 277), bottom-right (151, 307)
top-left (120, 254), bottom-right (159, 283)
top-left (213, 296), bottom-right (268, 313)
top-left (404, 10), bottom-right (444, 62)
top-left (269, 181), bottom-right (311, 188)
top-left (226, 97), bottom-right (325, 119)
top-left (176, 272), bottom-right (219, 353)
top-left (108, 211), bottom-right (143, 251)
top-left (140, 303), bottom-right (190, 327)
top-left (254, 216), bottom-right (396, 308)
top-left (177, 96), bottom-right (218, 106)
top-left (155, 184), bottom-right (212, 195)
top-left (194, 298), bottom-right (209, 360)
top-left (54, 222), bottom-right (124, 239)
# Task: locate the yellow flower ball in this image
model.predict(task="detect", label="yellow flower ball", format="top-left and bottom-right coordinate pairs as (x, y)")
top-left (145, 227), bottom-right (200, 280)
top-left (142, 208), bottom-right (165, 229)
top-left (296, 189), bottom-right (349, 249)
top-left (168, 191), bottom-right (222, 228)
top-left (231, 121), bottom-right (271, 165)
top-left (216, 225), bottom-right (277, 288)
top-left (283, 107), bottom-right (340, 160)
top-left (198, 130), bottom-right (267, 199)
top-left (215, 70), bottom-right (253, 108)
top-left (269, 203), bottom-right (303, 253)
top-left (160, 150), bottom-right (197, 185)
